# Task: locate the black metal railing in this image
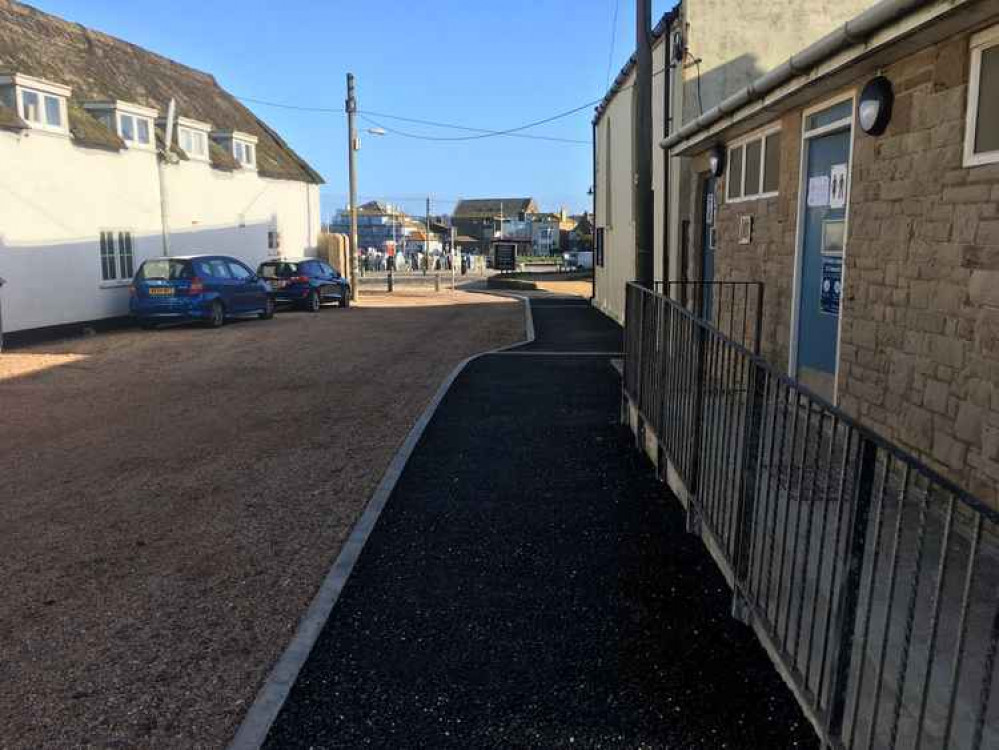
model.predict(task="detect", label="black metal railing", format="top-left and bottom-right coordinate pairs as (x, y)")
top-left (624, 282), bottom-right (999, 750)
top-left (653, 280), bottom-right (764, 354)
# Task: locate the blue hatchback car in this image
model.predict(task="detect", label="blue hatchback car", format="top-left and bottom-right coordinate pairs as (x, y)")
top-left (257, 258), bottom-right (350, 312)
top-left (130, 255), bottom-right (274, 329)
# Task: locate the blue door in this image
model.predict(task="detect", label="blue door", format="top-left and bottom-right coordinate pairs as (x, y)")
top-left (796, 100), bottom-right (852, 400)
top-left (700, 177), bottom-right (717, 320)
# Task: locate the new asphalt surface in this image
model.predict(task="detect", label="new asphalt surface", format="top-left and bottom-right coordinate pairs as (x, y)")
top-left (262, 293), bottom-right (819, 749)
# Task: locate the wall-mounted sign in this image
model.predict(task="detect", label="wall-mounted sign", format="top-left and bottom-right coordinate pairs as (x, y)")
top-left (820, 256), bottom-right (843, 316)
top-left (829, 164), bottom-right (848, 209)
top-left (821, 219), bottom-right (845, 256)
top-left (738, 215), bottom-right (753, 245)
top-left (807, 175), bottom-right (830, 208)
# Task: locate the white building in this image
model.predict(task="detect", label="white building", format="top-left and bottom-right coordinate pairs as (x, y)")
top-left (0, 0), bottom-right (322, 334)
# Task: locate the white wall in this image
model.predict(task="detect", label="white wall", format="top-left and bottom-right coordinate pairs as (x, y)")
top-left (0, 127), bottom-right (320, 333)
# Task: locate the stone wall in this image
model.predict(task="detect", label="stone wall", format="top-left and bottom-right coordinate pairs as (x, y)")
top-left (842, 30), bottom-right (999, 508)
top-left (707, 29), bottom-right (999, 509)
top-left (711, 111), bottom-right (802, 366)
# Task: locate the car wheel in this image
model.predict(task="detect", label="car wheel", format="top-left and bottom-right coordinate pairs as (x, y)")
top-left (306, 290), bottom-right (321, 313)
top-left (207, 300), bottom-right (225, 328)
top-left (259, 297), bottom-right (275, 320)
top-left (339, 288), bottom-right (350, 308)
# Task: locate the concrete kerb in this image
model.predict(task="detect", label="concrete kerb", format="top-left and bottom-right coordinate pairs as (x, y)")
top-left (225, 292), bottom-right (534, 750)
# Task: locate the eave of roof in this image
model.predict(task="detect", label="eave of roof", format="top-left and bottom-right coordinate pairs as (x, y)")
top-left (68, 103), bottom-right (124, 150)
top-left (0, 100), bottom-right (25, 130)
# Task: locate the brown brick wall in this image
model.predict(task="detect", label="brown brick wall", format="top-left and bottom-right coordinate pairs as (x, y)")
top-left (709, 30), bottom-right (999, 509)
top-left (713, 111), bottom-right (802, 367)
top-left (842, 31), bottom-right (999, 507)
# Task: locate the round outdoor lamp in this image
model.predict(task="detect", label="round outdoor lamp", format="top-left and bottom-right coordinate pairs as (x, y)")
top-left (708, 145), bottom-right (725, 178)
top-left (858, 76), bottom-right (894, 136)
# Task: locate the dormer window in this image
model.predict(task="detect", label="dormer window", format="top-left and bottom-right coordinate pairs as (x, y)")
top-left (211, 129), bottom-right (258, 170)
top-left (0, 73), bottom-right (70, 133)
top-left (169, 116), bottom-right (212, 161)
top-left (83, 100), bottom-right (157, 150)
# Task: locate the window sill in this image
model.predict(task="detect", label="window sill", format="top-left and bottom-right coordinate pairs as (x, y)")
top-left (726, 191), bottom-right (779, 205)
top-left (963, 151), bottom-right (999, 168)
top-left (23, 126), bottom-right (71, 140)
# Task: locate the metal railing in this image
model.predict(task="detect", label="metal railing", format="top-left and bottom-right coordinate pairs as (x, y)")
top-left (653, 280), bottom-right (764, 354)
top-left (624, 281), bottom-right (999, 750)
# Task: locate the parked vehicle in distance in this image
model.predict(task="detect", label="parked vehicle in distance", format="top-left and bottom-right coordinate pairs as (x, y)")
top-left (257, 258), bottom-right (350, 312)
top-left (130, 255), bottom-right (274, 329)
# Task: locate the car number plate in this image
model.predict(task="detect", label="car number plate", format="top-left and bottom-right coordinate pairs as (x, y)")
top-left (273, 280), bottom-right (288, 288)
top-left (149, 287), bottom-right (174, 296)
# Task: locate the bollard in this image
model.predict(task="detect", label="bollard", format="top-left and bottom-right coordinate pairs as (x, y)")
top-left (0, 276), bottom-right (6, 353)
top-left (387, 270), bottom-right (394, 293)
top-left (434, 273), bottom-right (440, 292)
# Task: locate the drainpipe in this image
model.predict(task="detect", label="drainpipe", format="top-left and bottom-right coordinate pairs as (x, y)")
top-left (590, 120), bottom-right (597, 305)
top-left (0, 276), bottom-right (6, 353)
top-left (662, 22), bottom-right (672, 288)
top-left (157, 98), bottom-right (176, 256)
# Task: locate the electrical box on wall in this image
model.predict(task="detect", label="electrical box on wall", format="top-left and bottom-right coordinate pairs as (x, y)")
top-left (738, 216), bottom-right (753, 245)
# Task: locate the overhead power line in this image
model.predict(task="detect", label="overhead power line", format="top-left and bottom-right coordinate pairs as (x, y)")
top-left (605, 0), bottom-right (621, 90)
top-left (357, 110), bottom-right (589, 144)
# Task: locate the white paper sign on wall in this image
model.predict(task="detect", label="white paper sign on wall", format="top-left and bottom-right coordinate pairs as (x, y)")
top-left (807, 176), bottom-right (830, 208)
top-left (829, 164), bottom-right (848, 209)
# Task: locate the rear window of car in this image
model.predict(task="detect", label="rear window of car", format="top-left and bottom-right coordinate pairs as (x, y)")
top-left (137, 259), bottom-right (192, 280)
top-left (259, 262), bottom-right (299, 279)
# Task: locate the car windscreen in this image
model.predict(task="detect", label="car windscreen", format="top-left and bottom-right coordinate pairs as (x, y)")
top-left (258, 262), bottom-right (299, 279)
top-left (137, 259), bottom-right (193, 281)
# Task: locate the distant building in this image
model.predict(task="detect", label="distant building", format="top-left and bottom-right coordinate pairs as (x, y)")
top-left (452, 198), bottom-right (538, 255)
top-left (328, 201), bottom-right (420, 251)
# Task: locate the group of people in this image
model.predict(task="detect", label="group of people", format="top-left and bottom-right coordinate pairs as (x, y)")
top-left (359, 249), bottom-right (481, 275)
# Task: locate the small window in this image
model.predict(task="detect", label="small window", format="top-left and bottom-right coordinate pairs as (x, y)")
top-left (117, 232), bottom-right (134, 278)
top-left (44, 95), bottom-right (61, 127)
top-left (100, 232), bottom-right (117, 281)
top-left (595, 227), bottom-right (605, 267)
top-left (21, 89), bottom-right (39, 122)
top-left (244, 143), bottom-right (255, 166)
top-left (966, 25), bottom-right (999, 166)
top-left (728, 145), bottom-right (744, 200)
top-left (267, 230), bottom-right (281, 250)
top-left (119, 113), bottom-right (135, 142)
top-left (136, 118), bottom-right (150, 145)
top-left (726, 128), bottom-right (781, 202)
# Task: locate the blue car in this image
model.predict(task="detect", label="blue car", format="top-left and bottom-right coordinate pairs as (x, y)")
top-left (257, 258), bottom-right (351, 312)
top-left (130, 255), bottom-right (274, 329)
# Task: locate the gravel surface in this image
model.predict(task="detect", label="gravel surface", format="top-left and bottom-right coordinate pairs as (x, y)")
top-left (0, 290), bottom-right (522, 749)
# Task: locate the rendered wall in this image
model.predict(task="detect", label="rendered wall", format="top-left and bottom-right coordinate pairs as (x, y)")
top-left (0, 128), bottom-right (319, 333)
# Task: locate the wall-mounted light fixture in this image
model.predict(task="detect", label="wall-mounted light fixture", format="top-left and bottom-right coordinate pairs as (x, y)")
top-left (708, 145), bottom-right (726, 178)
top-left (858, 76), bottom-right (894, 136)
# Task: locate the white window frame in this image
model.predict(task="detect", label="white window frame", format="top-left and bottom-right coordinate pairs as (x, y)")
top-left (725, 124), bottom-right (782, 204)
top-left (98, 229), bottom-right (136, 287)
top-left (235, 139), bottom-right (256, 168)
top-left (964, 24), bottom-right (999, 167)
top-left (118, 112), bottom-right (153, 148)
top-left (179, 126), bottom-right (208, 159)
top-left (18, 87), bottom-right (68, 133)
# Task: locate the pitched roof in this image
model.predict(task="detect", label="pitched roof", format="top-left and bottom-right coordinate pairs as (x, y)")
top-left (0, 0), bottom-right (322, 183)
top-left (453, 198), bottom-right (537, 218)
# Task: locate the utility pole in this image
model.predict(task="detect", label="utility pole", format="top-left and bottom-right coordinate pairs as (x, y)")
top-left (426, 195), bottom-right (432, 275)
top-left (346, 73), bottom-right (360, 300)
top-left (634, 0), bottom-right (654, 288)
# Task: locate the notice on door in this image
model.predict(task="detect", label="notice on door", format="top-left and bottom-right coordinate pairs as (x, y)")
top-left (829, 164), bottom-right (848, 209)
top-left (807, 176), bottom-right (830, 207)
top-left (820, 257), bottom-right (843, 316)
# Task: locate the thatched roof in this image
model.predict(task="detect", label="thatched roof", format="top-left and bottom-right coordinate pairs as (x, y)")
top-left (0, 99), bottom-right (24, 129)
top-left (68, 103), bottom-right (124, 150)
top-left (0, 0), bottom-right (323, 183)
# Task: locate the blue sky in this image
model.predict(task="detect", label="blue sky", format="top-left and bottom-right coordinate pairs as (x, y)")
top-left (37, 0), bottom-right (672, 219)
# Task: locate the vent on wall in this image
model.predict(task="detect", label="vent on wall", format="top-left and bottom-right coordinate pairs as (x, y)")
top-left (738, 216), bottom-right (753, 245)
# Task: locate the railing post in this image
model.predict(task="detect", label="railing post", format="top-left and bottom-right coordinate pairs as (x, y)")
top-left (689, 319), bottom-right (708, 500)
top-left (827, 436), bottom-right (878, 739)
top-left (753, 283), bottom-right (764, 356)
top-left (731, 359), bottom-right (767, 622)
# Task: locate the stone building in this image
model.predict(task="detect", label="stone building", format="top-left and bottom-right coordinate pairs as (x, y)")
top-left (660, 0), bottom-right (999, 507)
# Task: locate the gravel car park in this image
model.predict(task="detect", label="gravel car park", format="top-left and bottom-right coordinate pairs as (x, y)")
top-left (0, 290), bottom-right (522, 749)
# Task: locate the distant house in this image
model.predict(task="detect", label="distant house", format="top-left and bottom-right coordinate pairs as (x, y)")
top-left (328, 201), bottom-right (420, 252)
top-left (452, 198), bottom-right (538, 255)
top-left (0, 0), bottom-right (323, 334)
top-left (568, 214), bottom-right (593, 252)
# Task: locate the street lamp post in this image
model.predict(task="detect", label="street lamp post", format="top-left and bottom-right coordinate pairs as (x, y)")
top-left (346, 73), bottom-right (360, 300)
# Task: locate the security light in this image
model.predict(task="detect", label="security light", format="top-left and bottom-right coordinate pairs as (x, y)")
top-left (708, 145), bottom-right (725, 178)
top-left (858, 76), bottom-right (893, 136)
